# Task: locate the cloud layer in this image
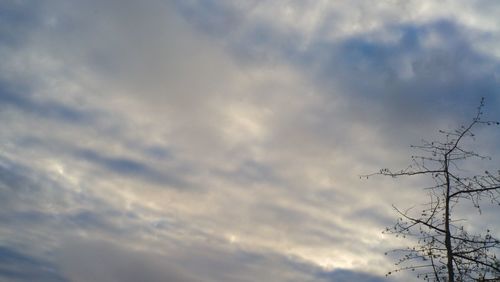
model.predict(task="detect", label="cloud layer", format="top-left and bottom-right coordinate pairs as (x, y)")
top-left (1, 0), bottom-right (500, 281)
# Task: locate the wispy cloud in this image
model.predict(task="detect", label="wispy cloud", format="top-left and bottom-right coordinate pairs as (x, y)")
top-left (1, 0), bottom-right (499, 281)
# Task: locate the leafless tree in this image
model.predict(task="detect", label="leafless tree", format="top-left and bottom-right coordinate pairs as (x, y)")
top-left (368, 98), bottom-right (500, 281)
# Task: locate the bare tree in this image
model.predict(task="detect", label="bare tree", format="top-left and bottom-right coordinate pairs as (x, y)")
top-left (368, 99), bottom-right (500, 282)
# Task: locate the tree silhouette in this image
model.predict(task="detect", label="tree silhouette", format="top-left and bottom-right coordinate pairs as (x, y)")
top-left (369, 99), bottom-right (500, 281)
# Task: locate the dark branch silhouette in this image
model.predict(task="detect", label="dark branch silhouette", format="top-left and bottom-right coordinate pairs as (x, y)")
top-left (366, 98), bottom-right (500, 282)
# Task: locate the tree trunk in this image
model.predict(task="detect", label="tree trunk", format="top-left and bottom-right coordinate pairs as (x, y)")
top-left (444, 155), bottom-right (455, 282)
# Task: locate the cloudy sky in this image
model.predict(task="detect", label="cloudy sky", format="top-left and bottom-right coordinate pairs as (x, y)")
top-left (1, 1), bottom-right (500, 281)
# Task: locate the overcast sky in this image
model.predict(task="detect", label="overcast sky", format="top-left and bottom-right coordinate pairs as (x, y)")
top-left (1, 1), bottom-right (500, 281)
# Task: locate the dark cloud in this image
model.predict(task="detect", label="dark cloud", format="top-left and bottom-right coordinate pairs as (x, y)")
top-left (0, 246), bottom-right (67, 282)
top-left (75, 149), bottom-right (191, 188)
top-left (0, 0), bottom-right (45, 48)
top-left (318, 268), bottom-right (389, 282)
top-left (0, 79), bottom-right (93, 123)
top-left (55, 238), bottom-right (328, 282)
top-left (0, 155), bottom-right (139, 238)
top-left (56, 239), bottom-right (198, 282)
top-left (0, 157), bottom-right (63, 211)
top-left (348, 207), bottom-right (394, 229)
top-left (142, 145), bottom-right (173, 161)
top-left (214, 159), bottom-right (281, 185)
top-left (172, 0), bottom-right (246, 37)
top-left (317, 21), bottom-right (498, 150)
top-left (319, 21), bottom-right (500, 123)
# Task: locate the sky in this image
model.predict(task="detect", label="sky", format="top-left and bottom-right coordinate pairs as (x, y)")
top-left (1, 1), bottom-right (500, 281)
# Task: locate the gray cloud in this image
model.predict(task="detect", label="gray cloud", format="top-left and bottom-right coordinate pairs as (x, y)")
top-left (0, 1), bottom-right (45, 48)
top-left (174, 1), bottom-right (500, 133)
top-left (0, 79), bottom-right (92, 123)
top-left (75, 148), bottom-right (190, 188)
top-left (55, 239), bottom-right (197, 282)
top-left (54, 236), bottom-right (394, 282)
top-left (318, 268), bottom-right (389, 282)
top-left (1, 1), bottom-right (499, 281)
top-left (0, 246), bottom-right (67, 282)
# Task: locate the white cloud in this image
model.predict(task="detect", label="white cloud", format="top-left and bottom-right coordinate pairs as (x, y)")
top-left (1, 1), bottom-right (500, 281)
